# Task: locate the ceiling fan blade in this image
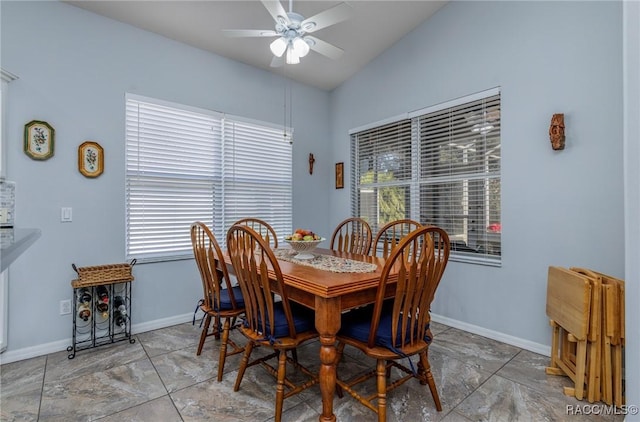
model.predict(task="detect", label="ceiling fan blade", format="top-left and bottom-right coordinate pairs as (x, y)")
top-left (301, 3), bottom-right (354, 33)
top-left (222, 29), bottom-right (278, 38)
top-left (270, 56), bottom-right (284, 68)
top-left (306, 36), bottom-right (344, 60)
top-left (261, 0), bottom-right (291, 26)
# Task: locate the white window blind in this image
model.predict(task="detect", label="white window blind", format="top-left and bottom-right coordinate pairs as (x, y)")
top-left (351, 119), bottom-right (413, 236)
top-left (126, 95), bottom-right (292, 262)
top-left (222, 119), bottom-right (293, 240)
top-left (352, 89), bottom-right (501, 266)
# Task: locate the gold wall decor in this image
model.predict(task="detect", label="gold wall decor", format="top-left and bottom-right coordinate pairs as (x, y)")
top-left (78, 141), bottom-right (104, 178)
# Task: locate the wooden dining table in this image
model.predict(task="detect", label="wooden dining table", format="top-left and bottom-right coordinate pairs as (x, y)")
top-left (224, 246), bottom-right (395, 422)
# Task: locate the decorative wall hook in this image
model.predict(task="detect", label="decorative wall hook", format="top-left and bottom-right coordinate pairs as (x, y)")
top-left (309, 153), bottom-right (315, 175)
top-left (549, 113), bottom-right (565, 150)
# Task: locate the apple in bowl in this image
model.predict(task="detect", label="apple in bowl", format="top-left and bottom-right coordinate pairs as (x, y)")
top-left (284, 229), bottom-right (324, 259)
top-left (285, 229), bottom-right (321, 242)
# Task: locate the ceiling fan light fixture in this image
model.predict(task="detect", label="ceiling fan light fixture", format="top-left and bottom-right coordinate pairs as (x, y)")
top-left (270, 37), bottom-right (287, 57)
top-left (226, 1), bottom-right (353, 66)
top-left (293, 37), bottom-right (310, 57)
top-left (286, 47), bottom-right (300, 64)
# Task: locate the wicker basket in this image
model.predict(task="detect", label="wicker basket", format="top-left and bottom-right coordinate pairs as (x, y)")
top-left (71, 259), bottom-right (136, 288)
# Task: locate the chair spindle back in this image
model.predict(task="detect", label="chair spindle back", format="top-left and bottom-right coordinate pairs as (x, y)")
top-left (372, 219), bottom-right (422, 258)
top-left (227, 224), bottom-right (297, 340)
top-left (233, 217), bottom-right (279, 248)
top-left (368, 226), bottom-right (449, 350)
top-left (191, 222), bottom-right (239, 311)
top-left (330, 217), bottom-right (373, 255)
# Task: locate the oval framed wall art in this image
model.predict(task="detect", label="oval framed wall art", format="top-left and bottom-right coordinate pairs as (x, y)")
top-left (78, 141), bottom-right (104, 178)
top-left (24, 120), bottom-right (55, 160)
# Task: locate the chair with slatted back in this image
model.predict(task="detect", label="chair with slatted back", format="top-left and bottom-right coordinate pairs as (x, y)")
top-left (233, 217), bottom-right (279, 248)
top-left (334, 225), bottom-right (450, 422)
top-left (190, 222), bottom-right (245, 382)
top-left (330, 217), bottom-right (373, 255)
top-left (372, 219), bottom-right (422, 258)
top-left (226, 224), bottom-right (319, 422)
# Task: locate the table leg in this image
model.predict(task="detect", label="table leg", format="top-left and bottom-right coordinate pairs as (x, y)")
top-left (315, 297), bottom-right (341, 422)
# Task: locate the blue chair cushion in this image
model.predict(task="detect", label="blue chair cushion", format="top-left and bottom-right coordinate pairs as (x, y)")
top-left (245, 301), bottom-right (315, 339)
top-left (214, 286), bottom-right (245, 310)
top-left (269, 302), bottom-right (315, 338)
top-left (339, 303), bottom-right (430, 352)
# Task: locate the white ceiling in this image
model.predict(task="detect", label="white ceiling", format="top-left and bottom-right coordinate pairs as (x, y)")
top-left (64, 1), bottom-right (447, 91)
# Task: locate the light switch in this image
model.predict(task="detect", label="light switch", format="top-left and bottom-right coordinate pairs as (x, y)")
top-left (61, 207), bottom-right (72, 222)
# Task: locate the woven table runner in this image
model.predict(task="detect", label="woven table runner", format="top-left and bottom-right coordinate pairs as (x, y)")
top-left (273, 248), bottom-right (377, 273)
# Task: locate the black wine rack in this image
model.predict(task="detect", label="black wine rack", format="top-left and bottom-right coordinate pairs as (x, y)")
top-left (67, 261), bottom-right (136, 359)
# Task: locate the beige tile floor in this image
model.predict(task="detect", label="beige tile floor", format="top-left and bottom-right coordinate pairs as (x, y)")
top-left (0, 320), bottom-right (624, 421)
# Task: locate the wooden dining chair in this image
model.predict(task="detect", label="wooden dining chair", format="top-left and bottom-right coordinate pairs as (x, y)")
top-left (233, 217), bottom-right (279, 248)
top-left (226, 224), bottom-right (319, 422)
top-left (330, 217), bottom-right (373, 255)
top-left (372, 219), bottom-right (422, 258)
top-left (190, 222), bottom-right (245, 382)
top-left (334, 225), bottom-right (451, 422)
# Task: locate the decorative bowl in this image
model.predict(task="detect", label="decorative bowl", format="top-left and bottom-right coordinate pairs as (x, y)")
top-left (284, 238), bottom-right (324, 260)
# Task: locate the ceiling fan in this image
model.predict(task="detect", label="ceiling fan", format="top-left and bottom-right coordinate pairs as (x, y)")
top-left (223, 0), bottom-right (354, 66)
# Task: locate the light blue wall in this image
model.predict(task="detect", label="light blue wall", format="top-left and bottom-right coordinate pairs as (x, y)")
top-left (0, 0), bottom-right (627, 364)
top-left (1, 1), bottom-right (331, 354)
top-left (330, 1), bottom-right (624, 347)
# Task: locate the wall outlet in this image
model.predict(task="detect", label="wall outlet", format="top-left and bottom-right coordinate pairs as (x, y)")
top-left (60, 299), bottom-right (71, 315)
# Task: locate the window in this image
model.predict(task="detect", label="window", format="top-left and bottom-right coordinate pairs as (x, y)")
top-left (351, 88), bottom-right (501, 266)
top-left (126, 94), bottom-right (292, 262)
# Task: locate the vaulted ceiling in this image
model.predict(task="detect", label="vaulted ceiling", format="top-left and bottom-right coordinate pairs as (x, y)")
top-left (65, 1), bottom-right (447, 91)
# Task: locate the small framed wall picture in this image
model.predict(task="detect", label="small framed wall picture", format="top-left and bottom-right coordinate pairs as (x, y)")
top-left (78, 141), bottom-right (104, 178)
top-left (24, 120), bottom-right (55, 160)
top-left (335, 162), bottom-right (344, 189)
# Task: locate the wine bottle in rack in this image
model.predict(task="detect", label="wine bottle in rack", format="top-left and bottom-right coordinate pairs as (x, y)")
top-left (114, 309), bottom-right (128, 330)
top-left (76, 287), bottom-right (92, 305)
top-left (78, 302), bottom-right (92, 321)
top-left (114, 296), bottom-right (128, 317)
top-left (96, 285), bottom-right (109, 304)
top-left (113, 295), bottom-right (129, 330)
top-left (96, 285), bottom-right (109, 319)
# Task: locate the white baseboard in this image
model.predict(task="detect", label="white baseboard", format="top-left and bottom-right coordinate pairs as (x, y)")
top-left (0, 313), bottom-right (193, 365)
top-left (0, 338), bottom-right (70, 365)
top-left (1, 312), bottom-right (550, 365)
top-left (131, 312), bottom-right (194, 336)
top-left (431, 313), bottom-right (551, 357)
